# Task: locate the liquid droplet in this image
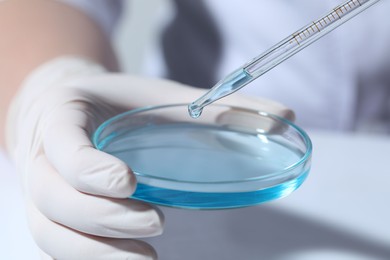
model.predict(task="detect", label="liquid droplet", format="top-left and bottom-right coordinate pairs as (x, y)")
top-left (188, 104), bottom-right (203, 118)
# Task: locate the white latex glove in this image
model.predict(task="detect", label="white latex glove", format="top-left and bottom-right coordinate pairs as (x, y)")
top-left (6, 57), bottom-right (294, 259)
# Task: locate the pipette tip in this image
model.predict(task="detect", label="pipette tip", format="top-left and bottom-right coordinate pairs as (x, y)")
top-left (188, 103), bottom-right (203, 118)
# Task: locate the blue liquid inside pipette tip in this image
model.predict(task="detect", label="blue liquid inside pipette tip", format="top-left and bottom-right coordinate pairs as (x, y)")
top-left (188, 103), bottom-right (203, 118)
top-left (188, 69), bottom-right (253, 119)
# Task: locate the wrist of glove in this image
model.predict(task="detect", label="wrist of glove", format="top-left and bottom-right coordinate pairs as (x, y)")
top-left (6, 56), bottom-right (294, 259)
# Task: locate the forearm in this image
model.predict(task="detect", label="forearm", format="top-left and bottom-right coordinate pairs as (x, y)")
top-left (0, 0), bottom-right (119, 147)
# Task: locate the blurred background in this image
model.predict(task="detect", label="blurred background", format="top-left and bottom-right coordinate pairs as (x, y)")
top-left (114, 0), bottom-right (165, 74)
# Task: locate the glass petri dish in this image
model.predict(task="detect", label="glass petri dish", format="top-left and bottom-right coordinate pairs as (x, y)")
top-left (93, 104), bottom-right (312, 209)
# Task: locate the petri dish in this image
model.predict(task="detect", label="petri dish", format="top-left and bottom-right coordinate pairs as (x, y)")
top-left (93, 104), bottom-right (312, 209)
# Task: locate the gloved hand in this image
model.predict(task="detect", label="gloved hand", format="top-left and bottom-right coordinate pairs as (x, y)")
top-left (6, 57), bottom-right (294, 259)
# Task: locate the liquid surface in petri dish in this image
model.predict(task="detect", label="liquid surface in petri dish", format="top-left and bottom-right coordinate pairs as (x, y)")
top-left (99, 122), bottom-right (308, 209)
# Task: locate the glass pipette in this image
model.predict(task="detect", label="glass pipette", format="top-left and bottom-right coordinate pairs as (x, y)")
top-left (188, 0), bottom-right (381, 118)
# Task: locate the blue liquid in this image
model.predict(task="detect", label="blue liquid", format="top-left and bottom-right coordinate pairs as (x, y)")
top-left (98, 123), bottom-right (309, 209)
top-left (134, 172), bottom-right (308, 209)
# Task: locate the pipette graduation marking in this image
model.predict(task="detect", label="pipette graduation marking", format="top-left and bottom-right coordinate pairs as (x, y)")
top-left (188, 0), bottom-right (381, 118)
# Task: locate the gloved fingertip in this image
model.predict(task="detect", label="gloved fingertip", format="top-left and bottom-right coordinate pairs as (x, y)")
top-left (104, 163), bottom-right (137, 198)
top-left (78, 159), bottom-right (137, 198)
top-left (144, 206), bottom-right (165, 236)
top-left (130, 240), bottom-right (158, 260)
top-left (281, 108), bottom-right (296, 122)
top-left (38, 249), bottom-right (53, 260)
top-left (113, 201), bottom-right (165, 238)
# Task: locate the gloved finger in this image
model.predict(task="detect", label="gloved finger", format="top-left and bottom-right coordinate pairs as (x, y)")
top-left (39, 249), bottom-right (52, 260)
top-left (68, 74), bottom-right (295, 132)
top-left (68, 74), bottom-right (295, 120)
top-left (215, 94), bottom-right (295, 122)
top-left (41, 94), bottom-right (135, 198)
top-left (29, 153), bottom-right (164, 238)
top-left (215, 107), bottom-right (292, 135)
top-left (69, 74), bottom-right (294, 126)
top-left (63, 74), bottom-right (208, 108)
top-left (212, 94), bottom-right (295, 135)
top-left (26, 198), bottom-right (158, 260)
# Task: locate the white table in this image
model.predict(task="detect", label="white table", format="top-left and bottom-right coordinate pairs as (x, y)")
top-left (1, 131), bottom-right (390, 260)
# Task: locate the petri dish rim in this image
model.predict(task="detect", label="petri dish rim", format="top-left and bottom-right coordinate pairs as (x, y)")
top-left (92, 103), bottom-right (312, 185)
